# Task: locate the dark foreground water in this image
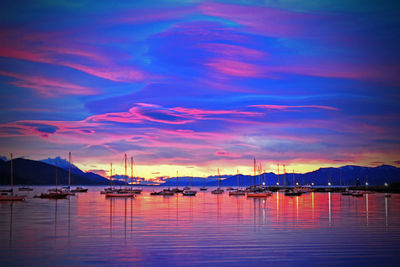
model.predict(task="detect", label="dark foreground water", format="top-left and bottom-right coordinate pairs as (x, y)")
top-left (1, 186), bottom-right (400, 266)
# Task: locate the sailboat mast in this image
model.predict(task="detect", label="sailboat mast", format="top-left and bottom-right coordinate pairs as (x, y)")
top-left (124, 154), bottom-right (127, 188)
top-left (68, 152), bottom-right (71, 188)
top-left (110, 163), bottom-right (113, 188)
top-left (131, 157), bottom-right (133, 186)
top-left (176, 171), bottom-right (179, 188)
top-left (55, 163), bottom-right (58, 191)
top-left (10, 153), bottom-right (13, 195)
top-left (253, 158), bottom-right (256, 186)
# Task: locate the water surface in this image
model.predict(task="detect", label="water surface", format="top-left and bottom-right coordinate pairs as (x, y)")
top-left (1, 186), bottom-right (400, 266)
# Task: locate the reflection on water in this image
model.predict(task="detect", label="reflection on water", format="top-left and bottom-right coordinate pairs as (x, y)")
top-left (1, 186), bottom-right (400, 266)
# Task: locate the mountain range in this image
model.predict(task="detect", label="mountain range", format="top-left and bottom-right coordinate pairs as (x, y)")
top-left (1, 156), bottom-right (399, 186)
top-left (0, 157), bottom-right (113, 185)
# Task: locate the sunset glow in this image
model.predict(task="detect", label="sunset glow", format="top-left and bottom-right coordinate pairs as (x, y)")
top-left (0, 1), bottom-right (399, 179)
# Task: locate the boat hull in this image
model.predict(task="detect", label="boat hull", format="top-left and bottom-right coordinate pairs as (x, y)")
top-left (247, 193), bottom-right (272, 198)
top-left (229, 191), bottom-right (246, 196)
top-left (0, 195), bottom-right (25, 201)
top-left (40, 193), bottom-right (68, 199)
top-left (183, 191), bottom-right (197, 196)
top-left (105, 193), bottom-right (135, 197)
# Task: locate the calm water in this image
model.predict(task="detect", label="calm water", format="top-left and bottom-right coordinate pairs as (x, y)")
top-left (1, 186), bottom-right (400, 266)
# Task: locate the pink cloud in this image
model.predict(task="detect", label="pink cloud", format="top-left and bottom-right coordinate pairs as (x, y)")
top-left (61, 62), bottom-right (147, 82)
top-left (86, 103), bottom-right (261, 126)
top-left (251, 104), bottom-right (339, 111)
top-left (206, 58), bottom-right (400, 84)
top-left (0, 34), bottom-right (149, 83)
top-left (0, 71), bottom-right (97, 97)
top-left (215, 151), bottom-right (240, 158)
top-left (206, 59), bottom-right (267, 78)
top-left (170, 106), bottom-right (261, 118)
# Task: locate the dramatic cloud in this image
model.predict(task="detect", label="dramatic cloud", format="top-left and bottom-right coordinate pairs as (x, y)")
top-left (0, 0), bottom-right (399, 178)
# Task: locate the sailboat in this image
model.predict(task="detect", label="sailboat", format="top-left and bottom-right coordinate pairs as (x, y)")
top-left (106, 154), bottom-right (134, 198)
top-left (101, 162), bottom-right (118, 194)
top-left (200, 176), bottom-right (207, 191)
top-left (211, 168), bottom-right (224, 194)
top-left (284, 169), bottom-right (302, 196)
top-left (172, 171), bottom-right (183, 193)
top-left (183, 175), bottom-right (197, 196)
top-left (18, 186), bottom-right (33, 191)
top-left (229, 170), bottom-right (245, 196)
top-left (247, 162), bottom-right (272, 198)
top-left (62, 152), bottom-right (76, 196)
top-left (40, 162), bottom-right (68, 199)
top-left (0, 154), bottom-right (25, 201)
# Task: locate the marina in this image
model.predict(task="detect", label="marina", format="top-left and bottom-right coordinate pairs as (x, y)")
top-left (1, 186), bottom-right (399, 266)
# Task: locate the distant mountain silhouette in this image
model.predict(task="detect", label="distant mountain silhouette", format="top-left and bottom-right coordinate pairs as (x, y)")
top-left (1, 157), bottom-right (399, 186)
top-left (0, 158), bottom-right (114, 185)
top-left (163, 165), bottom-right (400, 186)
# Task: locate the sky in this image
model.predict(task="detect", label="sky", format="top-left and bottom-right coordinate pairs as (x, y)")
top-left (0, 0), bottom-right (399, 179)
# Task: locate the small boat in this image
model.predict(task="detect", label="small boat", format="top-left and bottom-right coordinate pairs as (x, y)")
top-left (18, 187), bottom-right (33, 191)
top-left (101, 187), bottom-right (118, 194)
top-left (60, 152), bottom-right (76, 196)
top-left (351, 191), bottom-right (363, 197)
top-left (106, 192), bottom-right (135, 197)
top-left (71, 187), bottom-right (88, 193)
top-left (172, 188), bottom-right (184, 193)
top-left (229, 170), bottom-right (245, 196)
top-left (183, 186), bottom-right (190, 190)
top-left (160, 190), bottom-right (174, 196)
top-left (229, 190), bottom-right (246, 196)
top-left (212, 169), bottom-right (224, 194)
top-left (41, 160), bottom-right (68, 199)
top-left (247, 192), bottom-right (272, 198)
top-left (63, 191), bottom-right (76, 196)
top-left (199, 187), bottom-right (207, 191)
top-left (342, 189), bottom-right (353, 196)
top-left (211, 188), bottom-right (224, 194)
top-left (40, 192), bottom-right (68, 199)
top-left (226, 187), bottom-right (234, 191)
top-left (150, 191), bottom-right (161, 195)
top-left (183, 190), bottom-right (197, 196)
top-left (0, 154), bottom-right (25, 201)
top-left (385, 193), bottom-right (391, 198)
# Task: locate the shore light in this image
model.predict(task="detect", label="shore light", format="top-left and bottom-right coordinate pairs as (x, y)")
top-left (328, 182), bottom-right (331, 186)
top-left (276, 182), bottom-right (279, 186)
